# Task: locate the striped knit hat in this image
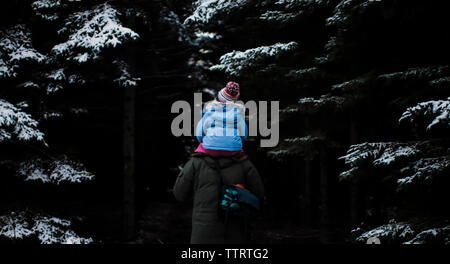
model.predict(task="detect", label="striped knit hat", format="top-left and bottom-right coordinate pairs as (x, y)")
top-left (217, 81), bottom-right (240, 103)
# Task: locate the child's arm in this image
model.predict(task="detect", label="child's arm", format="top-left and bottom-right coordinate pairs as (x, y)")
top-left (195, 118), bottom-right (204, 143)
top-left (239, 118), bottom-right (248, 141)
top-left (195, 115), bottom-right (212, 142)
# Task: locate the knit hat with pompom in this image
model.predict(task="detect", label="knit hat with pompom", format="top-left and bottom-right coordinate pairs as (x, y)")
top-left (217, 81), bottom-right (240, 103)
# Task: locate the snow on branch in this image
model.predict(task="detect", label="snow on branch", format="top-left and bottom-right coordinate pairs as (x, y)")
top-left (52, 3), bottom-right (139, 63)
top-left (354, 220), bottom-right (415, 244)
top-left (184, 0), bottom-right (256, 25)
top-left (331, 77), bottom-right (367, 92)
top-left (260, 0), bottom-right (332, 24)
top-left (285, 67), bottom-right (320, 79)
top-left (259, 10), bottom-right (299, 24)
top-left (40, 68), bottom-right (87, 94)
top-left (268, 136), bottom-right (324, 160)
top-left (397, 156), bottom-right (450, 191)
top-left (354, 220), bottom-right (450, 244)
top-left (377, 65), bottom-right (450, 83)
top-left (399, 98), bottom-right (450, 131)
top-left (17, 156), bottom-right (94, 184)
top-left (280, 94), bottom-right (352, 116)
top-left (31, 0), bottom-right (62, 21)
top-left (0, 99), bottom-right (45, 144)
top-left (338, 142), bottom-right (419, 180)
top-left (113, 60), bottom-right (141, 88)
top-left (0, 25), bottom-right (46, 78)
top-left (404, 226), bottom-right (450, 245)
top-left (297, 95), bottom-right (346, 113)
top-left (0, 211), bottom-right (93, 244)
top-left (326, 0), bottom-right (374, 27)
top-left (210, 42), bottom-right (298, 77)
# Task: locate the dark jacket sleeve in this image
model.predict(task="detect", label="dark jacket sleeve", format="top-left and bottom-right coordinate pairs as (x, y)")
top-left (173, 158), bottom-right (196, 202)
top-left (243, 160), bottom-right (265, 201)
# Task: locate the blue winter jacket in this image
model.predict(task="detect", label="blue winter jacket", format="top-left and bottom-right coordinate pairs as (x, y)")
top-left (196, 100), bottom-right (248, 151)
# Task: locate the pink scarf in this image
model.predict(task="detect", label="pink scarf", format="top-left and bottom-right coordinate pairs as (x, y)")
top-left (195, 143), bottom-right (243, 157)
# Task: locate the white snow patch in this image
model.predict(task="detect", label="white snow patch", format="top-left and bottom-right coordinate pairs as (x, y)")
top-left (18, 156), bottom-right (94, 185)
top-left (0, 25), bottom-right (46, 78)
top-left (399, 98), bottom-right (450, 131)
top-left (52, 3), bottom-right (139, 63)
top-left (0, 99), bottom-right (45, 143)
top-left (0, 212), bottom-right (93, 244)
top-left (210, 42), bottom-right (298, 77)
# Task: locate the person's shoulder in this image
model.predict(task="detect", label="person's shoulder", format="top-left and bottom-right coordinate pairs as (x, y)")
top-left (231, 152), bottom-right (248, 162)
top-left (190, 153), bottom-right (210, 165)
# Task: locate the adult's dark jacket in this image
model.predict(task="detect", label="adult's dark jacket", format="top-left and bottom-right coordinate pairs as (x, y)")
top-left (173, 153), bottom-right (264, 244)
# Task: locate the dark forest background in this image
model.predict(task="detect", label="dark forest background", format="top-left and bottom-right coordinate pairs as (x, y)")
top-left (0, 0), bottom-right (449, 244)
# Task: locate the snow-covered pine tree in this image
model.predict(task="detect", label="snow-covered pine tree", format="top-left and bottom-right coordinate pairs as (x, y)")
top-left (184, 0), bottom-right (450, 243)
top-left (0, 0), bottom-right (144, 244)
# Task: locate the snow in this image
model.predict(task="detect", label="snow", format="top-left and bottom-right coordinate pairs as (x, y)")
top-left (339, 142), bottom-right (419, 180)
top-left (17, 157), bottom-right (94, 185)
top-left (397, 157), bottom-right (450, 191)
top-left (195, 31), bottom-right (221, 39)
top-left (259, 11), bottom-right (299, 24)
top-left (194, 31), bottom-right (222, 46)
top-left (429, 76), bottom-right (450, 89)
top-left (378, 65), bottom-right (450, 82)
top-left (0, 25), bottom-right (46, 78)
top-left (210, 42), bottom-right (298, 77)
top-left (184, 0), bottom-right (256, 25)
top-left (355, 220), bottom-right (450, 244)
top-left (267, 136), bottom-right (324, 160)
top-left (274, 0), bottom-right (330, 9)
top-left (42, 111), bottom-right (63, 120)
top-left (285, 67), bottom-right (319, 79)
top-left (298, 95), bottom-right (346, 112)
top-left (326, 0), bottom-right (373, 27)
top-left (373, 145), bottom-right (419, 167)
top-left (280, 94), bottom-right (348, 114)
top-left (356, 220), bottom-right (415, 243)
top-left (399, 98), bottom-right (450, 131)
top-left (22, 81), bottom-right (40, 89)
top-left (46, 68), bottom-right (66, 81)
top-left (331, 77), bottom-right (366, 92)
top-left (46, 83), bottom-right (64, 94)
top-left (67, 74), bottom-right (86, 85)
top-left (31, 0), bottom-right (62, 21)
top-left (404, 226), bottom-right (450, 245)
top-left (31, 0), bottom-right (61, 10)
top-left (0, 212), bottom-right (93, 244)
top-left (113, 60), bottom-right (141, 88)
top-left (260, 0), bottom-right (331, 24)
top-left (70, 108), bottom-right (88, 115)
top-left (52, 3), bottom-right (139, 63)
top-left (0, 99), bottom-right (45, 143)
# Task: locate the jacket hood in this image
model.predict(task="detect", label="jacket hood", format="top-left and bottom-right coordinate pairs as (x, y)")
top-left (203, 100), bottom-right (245, 124)
top-left (204, 100), bottom-right (245, 112)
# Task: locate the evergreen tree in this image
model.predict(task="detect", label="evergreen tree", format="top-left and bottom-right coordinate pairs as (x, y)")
top-left (0, 0), bottom-right (142, 243)
top-left (183, 0), bottom-right (450, 243)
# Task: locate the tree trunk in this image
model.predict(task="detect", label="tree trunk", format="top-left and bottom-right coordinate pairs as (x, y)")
top-left (303, 117), bottom-right (314, 226)
top-left (349, 120), bottom-right (360, 227)
top-left (319, 146), bottom-right (330, 243)
top-left (304, 159), bottom-right (314, 226)
top-left (123, 1), bottom-right (137, 240)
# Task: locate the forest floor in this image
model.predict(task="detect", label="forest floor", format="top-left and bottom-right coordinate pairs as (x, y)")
top-left (131, 202), bottom-right (347, 244)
